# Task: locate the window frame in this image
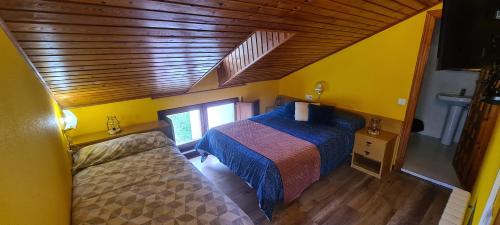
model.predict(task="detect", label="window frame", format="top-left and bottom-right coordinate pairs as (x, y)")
top-left (157, 97), bottom-right (238, 151)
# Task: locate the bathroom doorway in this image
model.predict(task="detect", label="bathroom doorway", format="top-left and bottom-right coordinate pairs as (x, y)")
top-left (400, 13), bottom-right (480, 188)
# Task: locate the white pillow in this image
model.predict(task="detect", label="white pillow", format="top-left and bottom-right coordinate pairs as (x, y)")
top-left (295, 102), bottom-right (310, 121)
top-left (294, 102), bottom-right (321, 121)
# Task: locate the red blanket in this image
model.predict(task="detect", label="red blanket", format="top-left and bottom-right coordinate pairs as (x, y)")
top-left (216, 120), bottom-right (320, 203)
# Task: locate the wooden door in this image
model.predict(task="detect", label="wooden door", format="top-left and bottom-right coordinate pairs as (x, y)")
top-left (453, 66), bottom-right (500, 191)
top-left (236, 102), bottom-right (254, 121)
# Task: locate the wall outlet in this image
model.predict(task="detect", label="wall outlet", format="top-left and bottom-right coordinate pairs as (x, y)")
top-left (398, 98), bottom-right (407, 106)
top-left (305, 95), bottom-right (313, 101)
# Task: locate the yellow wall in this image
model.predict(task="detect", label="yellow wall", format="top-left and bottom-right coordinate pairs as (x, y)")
top-left (0, 26), bottom-right (72, 225)
top-left (279, 5), bottom-right (441, 121)
top-left (468, 114), bottom-right (500, 225)
top-left (69, 79), bottom-right (278, 136)
top-left (278, 3), bottom-right (500, 224)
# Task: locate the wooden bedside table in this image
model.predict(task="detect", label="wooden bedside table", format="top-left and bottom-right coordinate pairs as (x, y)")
top-left (351, 127), bottom-right (397, 179)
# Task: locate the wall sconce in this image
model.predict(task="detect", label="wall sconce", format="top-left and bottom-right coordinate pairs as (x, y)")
top-left (314, 81), bottom-right (326, 100)
top-left (62, 109), bottom-right (77, 151)
top-left (62, 109), bottom-right (77, 131)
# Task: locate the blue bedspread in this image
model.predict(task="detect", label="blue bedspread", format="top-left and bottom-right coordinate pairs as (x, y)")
top-left (195, 104), bottom-right (364, 219)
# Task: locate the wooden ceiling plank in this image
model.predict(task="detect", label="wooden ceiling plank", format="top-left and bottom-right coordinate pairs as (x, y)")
top-left (244, 0), bottom-right (399, 23)
top-left (0, 10), bottom-right (251, 32)
top-left (50, 83), bottom-right (197, 94)
top-left (365, 0), bottom-right (417, 14)
top-left (34, 58), bottom-right (219, 67)
top-left (284, 40), bottom-right (351, 45)
top-left (54, 86), bottom-right (190, 99)
top-left (300, 0), bottom-right (405, 19)
top-left (41, 65), bottom-right (209, 76)
top-left (24, 47), bottom-right (232, 56)
top-left (47, 73), bottom-right (205, 86)
top-left (50, 79), bottom-right (198, 91)
top-left (44, 71), bottom-right (208, 83)
top-left (0, 0), bottom-right (375, 34)
top-left (393, 0), bottom-right (427, 10)
top-left (325, 0), bottom-right (407, 19)
top-left (29, 53), bottom-right (224, 62)
top-left (292, 33), bottom-right (362, 41)
top-left (44, 69), bottom-right (205, 81)
top-left (40, 65), bottom-right (214, 77)
top-left (417, 0), bottom-right (440, 5)
top-left (54, 84), bottom-right (191, 95)
top-left (38, 63), bottom-right (213, 73)
top-left (288, 37), bottom-right (356, 44)
top-left (162, 0), bottom-right (389, 27)
top-left (0, 9), bottom-right (374, 37)
top-left (18, 41), bottom-right (239, 49)
top-left (50, 76), bottom-right (200, 89)
top-left (34, 57), bottom-right (218, 67)
top-left (279, 44), bottom-right (346, 49)
top-left (12, 32), bottom-right (244, 43)
top-left (6, 22), bottom-right (249, 38)
top-left (64, 0), bottom-right (382, 31)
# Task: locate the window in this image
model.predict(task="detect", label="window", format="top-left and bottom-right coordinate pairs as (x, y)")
top-left (157, 98), bottom-right (238, 150)
top-left (166, 109), bottom-right (202, 145)
top-left (207, 103), bottom-right (236, 129)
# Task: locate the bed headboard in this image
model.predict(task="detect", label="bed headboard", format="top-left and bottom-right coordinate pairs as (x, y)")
top-left (274, 95), bottom-right (402, 134)
top-left (70, 120), bottom-right (175, 150)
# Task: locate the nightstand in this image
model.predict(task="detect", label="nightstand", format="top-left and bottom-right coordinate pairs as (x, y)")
top-left (351, 127), bottom-right (397, 179)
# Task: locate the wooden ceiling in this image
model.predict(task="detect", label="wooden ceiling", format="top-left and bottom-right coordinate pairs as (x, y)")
top-left (0, 0), bottom-right (439, 107)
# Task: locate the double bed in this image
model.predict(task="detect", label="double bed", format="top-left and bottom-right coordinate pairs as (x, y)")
top-left (72, 131), bottom-right (253, 225)
top-left (196, 101), bottom-right (366, 219)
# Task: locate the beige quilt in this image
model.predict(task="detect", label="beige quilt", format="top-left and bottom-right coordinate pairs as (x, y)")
top-left (72, 140), bottom-right (253, 225)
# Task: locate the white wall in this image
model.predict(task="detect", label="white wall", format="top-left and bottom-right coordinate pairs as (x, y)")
top-left (415, 20), bottom-right (479, 139)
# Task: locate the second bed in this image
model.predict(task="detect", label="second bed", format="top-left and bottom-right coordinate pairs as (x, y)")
top-left (196, 102), bottom-right (365, 219)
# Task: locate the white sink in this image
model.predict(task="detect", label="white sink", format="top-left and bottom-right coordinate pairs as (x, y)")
top-left (437, 93), bottom-right (472, 145)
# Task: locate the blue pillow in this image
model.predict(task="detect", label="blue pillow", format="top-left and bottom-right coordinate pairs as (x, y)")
top-left (271, 101), bottom-right (295, 119)
top-left (308, 104), bottom-right (335, 124)
top-left (330, 109), bottom-right (366, 132)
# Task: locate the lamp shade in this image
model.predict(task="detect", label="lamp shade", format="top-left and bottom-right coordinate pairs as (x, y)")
top-left (62, 109), bottom-right (77, 130)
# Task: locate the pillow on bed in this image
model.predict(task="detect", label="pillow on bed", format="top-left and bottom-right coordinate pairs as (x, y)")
top-left (330, 109), bottom-right (366, 132)
top-left (308, 104), bottom-right (335, 124)
top-left (282, 101), bottom-right (296, 119)
top-left (72, 131), bottom-right (173, 173)
top-left (295, 102), bottom-right (320, 121)
top-left (294, 102), bottom-right (310, 121)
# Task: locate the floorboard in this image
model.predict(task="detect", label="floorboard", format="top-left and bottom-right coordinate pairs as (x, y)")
top-left (190, 156), bottom-right (450, 225)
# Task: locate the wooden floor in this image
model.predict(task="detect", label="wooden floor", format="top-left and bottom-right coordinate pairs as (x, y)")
top-left (191, 156), bottom-right (450, 225)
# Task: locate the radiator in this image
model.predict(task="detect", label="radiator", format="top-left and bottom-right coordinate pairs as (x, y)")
top-left (439, 188), bottom-right (471, 225)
